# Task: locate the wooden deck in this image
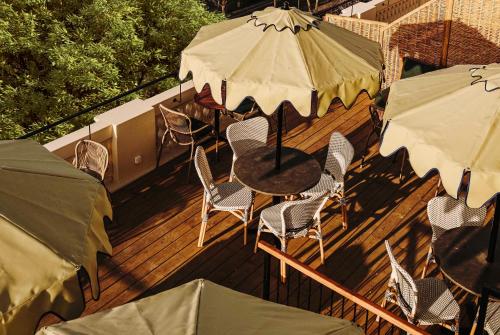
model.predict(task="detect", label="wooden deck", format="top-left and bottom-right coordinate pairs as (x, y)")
top-left (40, 93), bottom-right (479, 332)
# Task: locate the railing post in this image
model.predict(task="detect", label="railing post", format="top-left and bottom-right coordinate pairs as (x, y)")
top-left (263, 251), bottom-right (271, 300)
top-left (440, 0), bottom-right (455, 67)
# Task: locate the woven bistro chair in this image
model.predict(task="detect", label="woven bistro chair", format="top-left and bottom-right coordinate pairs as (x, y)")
top-left (300, 132), bottom-right (354, 229)
top-left (226, 116), bottom-right (269, 181)
top-left (73, 140), bottom-right (109, 182)
top-left (254, 193), bottom-right (329, 282)
top-left (472, 287), bottom-right (500, 335)
top-left (421, 195), bottom-right (487, 278)
top-left (360, 101), bottom-right (386, 169)
top-left (156, 104), bottom-right (211, 178)
top-left (226, 99), bottom-right (261, 122)
top-left (194, 146), bottom-right (254, 247)
top-left (381, 240), bottom-right (460, 333)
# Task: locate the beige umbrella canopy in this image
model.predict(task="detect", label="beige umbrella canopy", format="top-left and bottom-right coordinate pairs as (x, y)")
top-left (0, 140), bottom-right (112, 335)
top-left (179, 6), bottom-right (383, 118)
top-left (37, 279), bottom-right (362, 335)
top-left (379, 64), bottom-right (500, 262)
top-left (380, 64), bottom-right (500, 208)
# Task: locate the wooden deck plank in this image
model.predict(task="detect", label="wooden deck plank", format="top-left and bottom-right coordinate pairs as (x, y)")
top-left (38, 93), bottom-right (468, 334)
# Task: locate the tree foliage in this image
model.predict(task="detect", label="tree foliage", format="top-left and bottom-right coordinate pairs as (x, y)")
top-left (0, 0), bottom-right (223, 141)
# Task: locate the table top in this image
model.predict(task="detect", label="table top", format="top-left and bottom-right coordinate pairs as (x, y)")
top-left (194, 86), bottom-right (226, 110)
top-left (434, 226), bottom-right (500, 296)
top-left (233, 146), bottom-right (322, 197)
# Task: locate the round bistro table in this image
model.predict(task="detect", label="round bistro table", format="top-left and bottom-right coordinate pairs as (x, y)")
top-left (233, 146), bottom-right (321, 203)
top-left (434, 226), bottom-right (500, 297)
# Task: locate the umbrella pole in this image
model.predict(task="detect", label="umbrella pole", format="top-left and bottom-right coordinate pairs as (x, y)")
top-left (214, 109), bottom-right (220, 162)
top-left (487, 194), bottom-right (499, 263)
top-left (275, 104), bottom-right (283, 170)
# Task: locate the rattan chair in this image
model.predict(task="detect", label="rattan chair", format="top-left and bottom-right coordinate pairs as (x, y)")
top-left (421, 195), bottom-right (486, 278)
top-left (194, 146), bottom-right (254, 247)
top-left (300, 132), bottom-right (354, 229)
top-left (472, 287), bottom-right (500, 335)
top-left (381, 240), bottom-right (460, 333)
top-left (226, 116), bottom-right (269, 181)
top-left (156, 104), bottom-right (211, 178)
top-left (73, 140), bottom-right (109, 181)
top-left (360, 101), bottom-right (386, 168)
top-left (254, 193), bottom-right (329, 281)
top-left (226, 99), bottom-right (260, 122)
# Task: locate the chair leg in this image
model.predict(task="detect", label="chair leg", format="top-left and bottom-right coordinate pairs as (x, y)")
top-left (360, 128), bottom-right (376, 169)
top-left (340, 196), bottom-right (348, 230)
top-left (435, 178), bottom-right (442, 197)
top-left (156, 138), bottom-right (165, 168)
top-left (316, 221), bottom-right (325, 264)
top-left (453, 315), bottom-right (460, 335)
top-left (201, 193), bottom-right (206, 220)
top-left (280, 238), bottom-right (287, 284)
top-left (215, 124), bottom-right (219, 162)
top-left (254, 226), bottom-right (261, 253)
top-left (376, 291), bottom-right (389, 322)
top-left (421, 245), bottom-right (433, 279)
top-left (243, 210), bottom-right (249, 246)
top-left (198, 206), bottom-right (209, 248)
top-left (187, 142), bottom-right (195, 181)
top-left (399, 150), bottom-right (406, 184)
top-left (470, 317), bottom-right (478, 335)
top-left (318, 238), bottom-right (325, 265)
top-left (249, 199), bottom-right (254, 222)
top-left (198, 220), bottom-right (208, 247)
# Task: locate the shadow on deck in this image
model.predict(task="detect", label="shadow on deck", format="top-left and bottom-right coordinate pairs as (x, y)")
top-left (40, 93), bottom-right (472, 334)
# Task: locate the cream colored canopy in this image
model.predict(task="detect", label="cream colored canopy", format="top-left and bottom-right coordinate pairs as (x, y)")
top-left (0, 140), bottom-right (112, 335)
top-left (37, 279), bottom-right (362, 335)
top-left (380, 64), bottom-right (500, 208)
top-left (179, 6), bottom-right (383, 117)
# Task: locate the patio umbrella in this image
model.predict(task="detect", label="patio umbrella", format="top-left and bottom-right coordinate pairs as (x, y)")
top-left (37, 279), bottom-right (362, 335)
top-left (179, 4), bottom-right (383, 168)
top-left (0, 140), bottom-right (112, 335)
top-left (379, 64), bottom-right (500, 261)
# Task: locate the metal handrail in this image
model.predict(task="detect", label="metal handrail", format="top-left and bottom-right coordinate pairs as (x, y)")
top-left (258, 240), bottom-right (429, 335)
top-left (17, 71), bottom-right (180, 139)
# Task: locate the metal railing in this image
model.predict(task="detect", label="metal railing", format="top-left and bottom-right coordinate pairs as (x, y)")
top-left (17, 72), bottom-right (180, 140)
top-left (258, 241), bottom-right (429, 335)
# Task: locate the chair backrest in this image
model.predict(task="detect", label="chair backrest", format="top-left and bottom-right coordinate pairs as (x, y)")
top-left (427, 196), bottom-right (486, 243)
top-left (74, 140), bottom-right (109, 181)
top-left (159, 104), bottom-right (193, 144)
top-left (280, 193), bottom-right (329, 236)
top-left (226, 116), bottom-right (269, 158)
top-left (385, 240), bottom-right (418, 320)
top-left (324, 132), bottom-right (355, 183)
top-left (369, 104), bottom-right (384, 132)
top-left (194, 146), bottom-right (215, 197)
top-left (400, 57), bottom-right (439, 80)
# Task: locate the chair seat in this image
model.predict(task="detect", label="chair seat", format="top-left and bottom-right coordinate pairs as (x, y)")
top-left (191, 118), bottom-right (212, 135)
top-left (374, 87), bottom-right (390, 109)
top-left (301, 173), bottom-right (342, 197)
top-left (414, 278), bottom-right (460, 325)
top-left (483, 302), bottom-right (500, 335)
top-left (79, 167), bottom-right (104, 182)
top-left (210, 182), bottom-right (253, 211)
